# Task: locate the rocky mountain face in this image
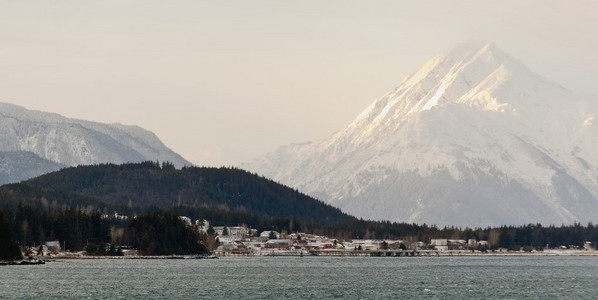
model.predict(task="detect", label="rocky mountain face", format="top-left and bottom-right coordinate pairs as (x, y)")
top-left (0, 102), bottom-right (190, 185)
top-left (247, 41), bottom-right (598, 227)
top-left (0, 151), bottom-right (65, 184)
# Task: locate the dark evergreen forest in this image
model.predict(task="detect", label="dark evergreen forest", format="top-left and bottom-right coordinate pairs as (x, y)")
top-left (1, 162), bottom-right (598, 258)
top-left (22, 161), bottom-right (353, 224)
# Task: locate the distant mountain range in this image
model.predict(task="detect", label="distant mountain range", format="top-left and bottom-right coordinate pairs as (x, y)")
top-left (0, 102), bottom-right (190, 185)
top-left (247, 41), bottom-right (598, 227)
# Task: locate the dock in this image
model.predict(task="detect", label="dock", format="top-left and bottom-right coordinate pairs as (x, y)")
top-left (309, 249), bottom-right (469, 257)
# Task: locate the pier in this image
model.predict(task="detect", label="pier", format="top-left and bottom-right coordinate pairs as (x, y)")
top-left (309, 249), bottom-right (469, 257)
top-left (214, 249), bottom-right (472, 257)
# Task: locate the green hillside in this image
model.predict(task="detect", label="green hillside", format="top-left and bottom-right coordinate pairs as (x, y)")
top-left (14, 161), bottom-right (353, 225)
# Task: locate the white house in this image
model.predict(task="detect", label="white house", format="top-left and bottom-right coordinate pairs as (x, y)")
top-left (45, 241), bottom-right (61, 250)
top-left (213, 226), bottom-right (250, 238)
top-left (351, 239), bottom-right (380, 250)
top-left (430, 239), bottom-right (448, 246)
top-left (430, 239), bottom-right (448, 251)
top-left (260, 231), bottom-right (280, 239)
top-left (227, 226), bottom-right (250, 237)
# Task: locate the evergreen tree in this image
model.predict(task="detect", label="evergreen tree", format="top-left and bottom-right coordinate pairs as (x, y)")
top-left (0, 211), bottom-right (22, 260)
top-left (268, 231), bottom-right (277, 240)
top-left (206, 225), bottom-right (215, 235)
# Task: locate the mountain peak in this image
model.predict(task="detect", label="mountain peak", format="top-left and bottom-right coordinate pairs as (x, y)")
top-left (442, 41), bottom-right (515, 71)
top-left (248, 41), bottom-right (598, 227)
top-left (352, 41), bottom-right (561, 127)
top-left (449, 40), bottom-right (498, 57)
top-left (448, 40), bottom-right (521, 70)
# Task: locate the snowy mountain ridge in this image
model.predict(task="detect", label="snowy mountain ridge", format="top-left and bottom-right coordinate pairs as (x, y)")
top-left (247, 41), bottom-right (598, 227)
top-left (0, 102), bottom-right (191, 184)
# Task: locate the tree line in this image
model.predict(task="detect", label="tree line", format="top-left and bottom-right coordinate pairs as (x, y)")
top-left (2, 202), bottom-right (598, 260)
top-left (0, 204), bottom-right (209, 257)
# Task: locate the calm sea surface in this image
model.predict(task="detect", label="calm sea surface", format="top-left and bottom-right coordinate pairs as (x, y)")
top-left (1, 256), bottom-right (597, 299)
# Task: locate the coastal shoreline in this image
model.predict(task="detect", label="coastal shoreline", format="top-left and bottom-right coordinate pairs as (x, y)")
top-left (7, 249), bottom-right (595, 262)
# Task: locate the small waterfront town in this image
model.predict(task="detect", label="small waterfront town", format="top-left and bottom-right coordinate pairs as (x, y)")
top-left (190, 220), bottom-right (596, 257)
top-left (140, 216), bottom-right (598, 257)
top-left (15, 214), bottom-right (596, 260)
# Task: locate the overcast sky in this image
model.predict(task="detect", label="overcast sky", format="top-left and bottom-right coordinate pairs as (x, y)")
top-left (1, 1), bottom-right (597, 166)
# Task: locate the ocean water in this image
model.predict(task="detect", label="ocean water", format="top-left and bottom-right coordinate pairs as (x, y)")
top-left (1, 256), bottom-right (597, 299)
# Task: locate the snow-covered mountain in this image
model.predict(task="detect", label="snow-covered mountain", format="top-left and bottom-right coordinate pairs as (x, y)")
top-left (247, 41), bottom-right (598, 227)
top-left (0, 102), bottom-right (191, 184)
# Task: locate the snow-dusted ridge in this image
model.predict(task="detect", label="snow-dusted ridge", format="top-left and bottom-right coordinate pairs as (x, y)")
top-left (0, 102), bottom-right (191, 184)
top-left (246, 41), bottom-right (598, 227)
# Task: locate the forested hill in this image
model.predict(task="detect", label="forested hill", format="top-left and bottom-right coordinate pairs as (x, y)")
top-left (11, 161), bottom-right (353, 224)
